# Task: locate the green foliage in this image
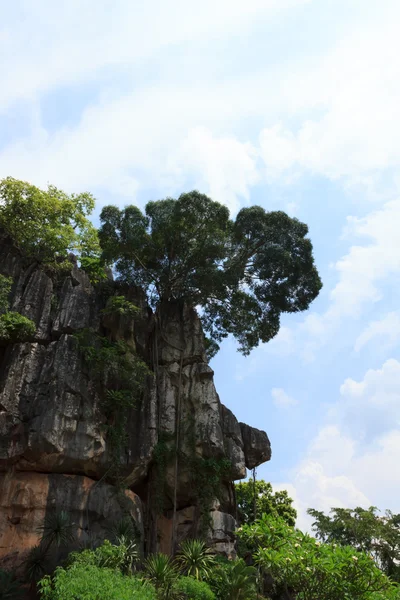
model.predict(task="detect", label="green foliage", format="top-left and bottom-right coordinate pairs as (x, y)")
top-left (108, 516), bottom-right (138, 543)
top-left (235, 479), bottom-right (297, 526)
top-left (0, 311), bottom-right (36, 343)
top-left (74, 329), bottom-right (148, 398)
top-left (143, 553), bottom-right (180, 599)
top-left (37, 511), bottom-right (75, 549)
top-left (183, 418), bottom-right (232, 535)
top-left (38, 564), bottom-right (156, 600)
top-left (0, 275), bottom-right (12, 312)
top-left (24, 544), bottom-right (49, 582)
top-left (79, 255), bottom-right (108, 284)
top-left (176, 539), bottom-right (216, 580)
top-left (190, 456), bottom-right (232, 535)
top-left (0, 274), bottom-right (36, 343)
top-left (205, 556), bottom-right (232, 600)
top-left (219, 561), bottom-right (257, 600)
top-left (102, 295), bottom-right (140, 317)
top-left (0, 569), bottom-right (24, 599)
top-left (0, 177), bottom-right (100, 266)
top-left (173, 576), bottom-right (215, 600)
top-left (205, 558), bottom-right (256, 600)
top-left (308, 506), bottom-right (400, 581)
top-left (73, 329), bottom-right (149, 478)
top-left (67, 539), bottom-right (139, 575)
top-left (237, 513), bottom-right (396, 600)
top-left (99, 191), bottom-right (322, 355)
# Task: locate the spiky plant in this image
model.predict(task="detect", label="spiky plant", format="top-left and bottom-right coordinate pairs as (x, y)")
top-left (115, 536), bottom-right (140, 573)
top-left (0, 569), bottom-right (24, 600)
top-left (220, 561), bottom-right (257, 600)
top-left (37, 510), bottom-right (75, 548)
top-left (176, 539), bottom-right (216, 580)
top-left (23, 545), bottom-right (49, 583)
top-left (108, 516), bottom-right (136, 543)
top-left (144, 553), bottom-right (179, 599)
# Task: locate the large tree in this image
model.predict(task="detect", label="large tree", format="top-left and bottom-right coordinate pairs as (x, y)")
top-left (307, 506), bottom-right (400, 582)
top-left (99, 191), bottom-right (322, 355)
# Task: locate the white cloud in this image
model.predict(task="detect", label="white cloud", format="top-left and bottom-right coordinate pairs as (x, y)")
top-left (169, 127), bottom-right (259, 212)
top-left (271, 387), bottom-right (298, 408)
top-left (1, 0), bottom-right (399, 211)
top-left (354, 311), bottom-right (400, 352)
top-left (275, 361), bottom-right (400, 529)
top-left (258, 11), bottom-right (400, 197)
top-left (0, 0), bottom-right (311, 112)
top-left (289, 427), bottom-right (400, 530)
top-left (337, 359), bottom-right (400, 440)
top-left (297, 199), bottom-right (400, 360)
top-left (0, 0), bottom-right (316, 210)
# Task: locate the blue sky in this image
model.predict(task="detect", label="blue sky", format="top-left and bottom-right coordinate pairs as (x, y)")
top-left (1, 0), bottom-right (400, 529)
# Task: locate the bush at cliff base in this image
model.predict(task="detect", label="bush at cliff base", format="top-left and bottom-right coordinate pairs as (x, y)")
top-left (173, 575), bottom-right (215, 600)
top-left (38, 564), bottom-right (156, 600)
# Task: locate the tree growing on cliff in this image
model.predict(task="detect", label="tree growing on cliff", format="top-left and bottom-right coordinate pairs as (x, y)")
top-left (0, 177), bottom-right (101, 267)
top-left (99, 191), bottom-right (322, 355)
top-left (235, 480), bottom-right (297, 526)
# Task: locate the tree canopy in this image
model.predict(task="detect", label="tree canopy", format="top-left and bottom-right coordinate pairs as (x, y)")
top-left (308, 506), bottom-right (400, 582)
top-left (0, 177), bottom-right (100, 266)
top-left (99, 191), bottom-right (322, 355)
top-left (235, 479), bottom-right (297, 526)
top-left (237, 513), bottom-right (398, 600)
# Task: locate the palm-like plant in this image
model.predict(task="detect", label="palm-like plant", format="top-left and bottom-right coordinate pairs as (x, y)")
top-left (114, 536), bottom-right (140, 573)
top-left (37, 510), bottom-right (75, 549)
top-left (176, 539), bottom-right (216, 580)
top-left (0, 569), bottom-right (24, 599)
top-left (23, 544), bottom-right (49, 583)
top-left (108, 516), bottom-right (136, 543)
top-left (221, 561), bottom-right (257, 600)
top-left (144, 553), bottom-right (179, 599)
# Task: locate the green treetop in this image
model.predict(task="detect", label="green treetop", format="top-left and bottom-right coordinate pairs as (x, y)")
top-left (99, 191), bottom-right (322, 355)
top-left (0, 177), bottom-right (100, 266)
top-left (235, 479), bottom-right (297, 526)
top-left (308, 506), bottom-right (400, 582)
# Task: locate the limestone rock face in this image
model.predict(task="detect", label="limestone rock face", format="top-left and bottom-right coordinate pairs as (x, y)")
top-left (239, 423), bottom-right (272, 469)
top-left (0, 231), bottom-right (271, 568)
top-left (0, 471), bottom-right (143, 573)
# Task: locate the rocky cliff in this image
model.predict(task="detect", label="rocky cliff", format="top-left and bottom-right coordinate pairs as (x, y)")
top-left (0, 231), bottom-right (271, 571)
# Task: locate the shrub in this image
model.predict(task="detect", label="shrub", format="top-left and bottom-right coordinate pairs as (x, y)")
top-left (173, 576), bottom-right (215, 600)
top-left (206, 557), bottom-right (256, 600)
top-left (67, 539), bottom-right (139, 574)
top-left (0, 309), bottom-right (36, 343)
top-left (0, 274), bottom-right (36, 343)
top-left (102, 295), bottom-right (139, 317)
top-left (38, 564), bottom-right (156, 600)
